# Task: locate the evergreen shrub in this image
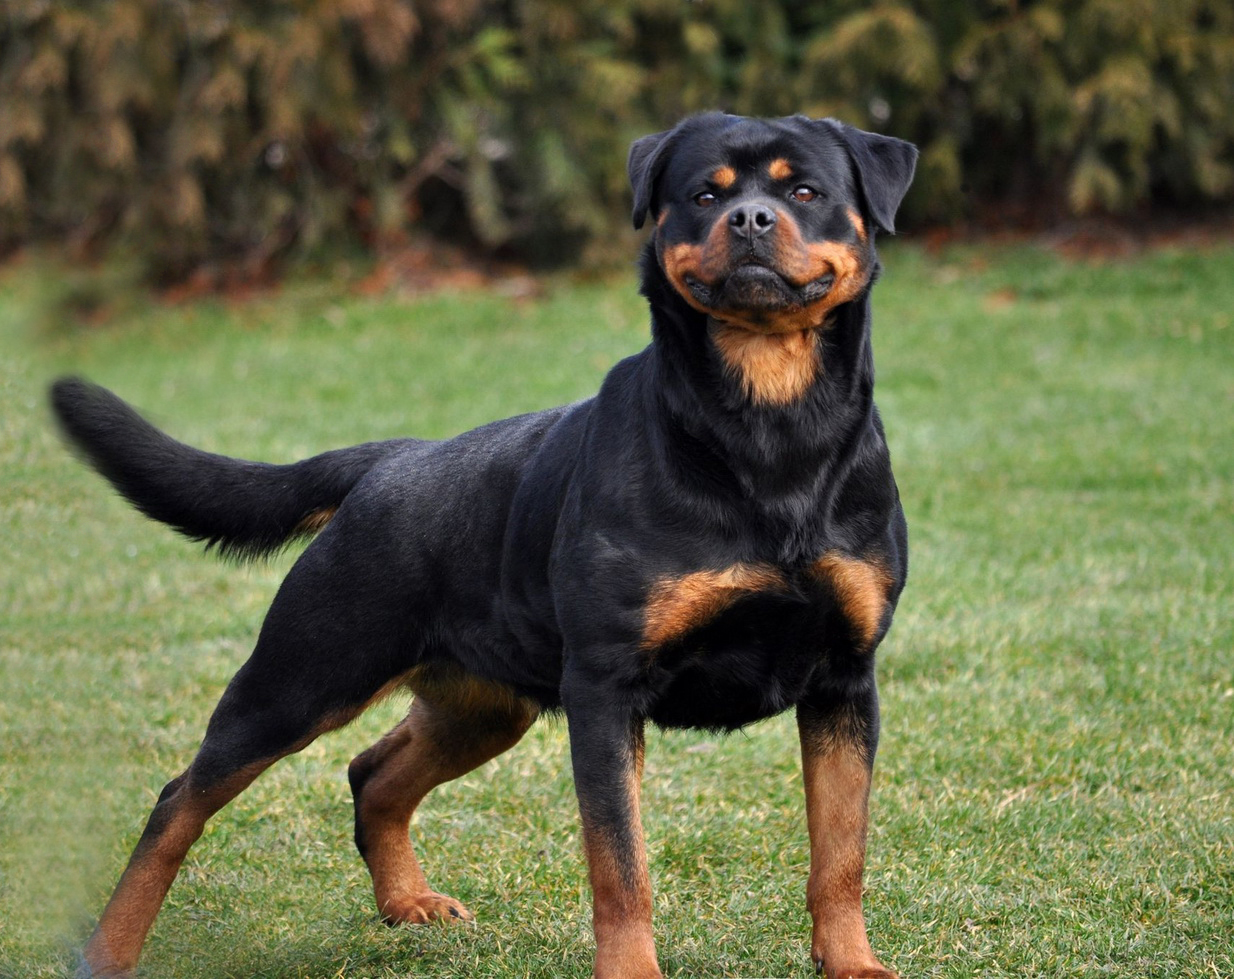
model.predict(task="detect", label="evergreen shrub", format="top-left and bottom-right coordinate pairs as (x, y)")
top-left (2, 1), bottom-right (1231, 279)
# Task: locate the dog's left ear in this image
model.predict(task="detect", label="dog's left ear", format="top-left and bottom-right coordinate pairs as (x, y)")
top-left (823, 120), bottom-right (918, 234)
top-left (628, 128), bottom-right (674, 230)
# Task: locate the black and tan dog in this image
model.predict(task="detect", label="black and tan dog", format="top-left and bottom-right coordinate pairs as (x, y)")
top-left (53, 112), bottom-right (916, 979)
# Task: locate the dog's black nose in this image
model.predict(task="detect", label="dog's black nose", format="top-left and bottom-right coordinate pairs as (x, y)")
top-left (728, 204), bottom-right (777, 239)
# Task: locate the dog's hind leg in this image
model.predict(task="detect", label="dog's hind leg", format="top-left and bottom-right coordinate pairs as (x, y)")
top-left (348, 668), bottom-right (538, 924)
top-left (80, 754), bottom-right (269, 977)
top-left (80, 553), bottom-right (417, 977)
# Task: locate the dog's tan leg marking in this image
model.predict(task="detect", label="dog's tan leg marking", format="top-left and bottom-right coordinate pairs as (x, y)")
top-left (80, 764), bottom-right (263, 976)
top-left (812, 552), bottom-right (893, 650)
top-left (79, 689), bottom-right (378, 978)
top-left (798, 708), bottom-right (897, 979)
top-left (349, 667), bottom-right (538, 925)
top-left (710, 324), bottom-right (820, 405)
top-left (580, 726), bottom-right (661, 979)
top-left (642, 562), bottom-right (786, 649)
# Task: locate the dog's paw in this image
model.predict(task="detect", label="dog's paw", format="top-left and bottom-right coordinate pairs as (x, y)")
top-left (814, 956), bottom-right (898, 979)
top-left (75, 950), bottom-right (133, 978)
top-left (380, 892), bottom-right (475, 925)
top-left (817, 965), bottom-right (898, 979)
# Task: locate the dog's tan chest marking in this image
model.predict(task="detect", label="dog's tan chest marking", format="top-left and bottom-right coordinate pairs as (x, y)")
top-left (710, 325), bottom-right (819, 405)
top-left (642, 563), bottom-right (786, 649)
top-left (812, 551), bottom-right (893, 649)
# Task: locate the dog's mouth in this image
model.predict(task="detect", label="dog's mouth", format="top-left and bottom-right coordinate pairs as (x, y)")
top-left (662, 227), bottom-right (869, 333)
top-left (685, 263), bottom-right (836, 316)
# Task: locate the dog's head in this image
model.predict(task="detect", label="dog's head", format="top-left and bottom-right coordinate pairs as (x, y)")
top-left (630, 114), bottom-right (917, 333)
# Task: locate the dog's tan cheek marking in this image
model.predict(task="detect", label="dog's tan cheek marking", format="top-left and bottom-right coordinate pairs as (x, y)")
top-left (768, 157), bottom-right (793, 181)
top-left (712, 165), bottom-right (737, 189)
top-left (757, 211), bottom-right (873, 332)
top-left (661, 242), bottom-right (710, 315)
top-left (772, 207), bottom-right (865, 292)
top-left (661, 219), bottom-right (731, 315)
top-left (806, 241), bottom-right (868, 298)
top-left (772, 207), bottom-right (808, 261)
top-left (710, 326), bottom-right (819, 405)
top-left (847, 207), bottom-right (867, 242)
top-left (812, 552), bottom-right (893, 649)
top-left (769, 209), bottom-right (827, 293)
top-left (642, 563), bottom-right (786, 648)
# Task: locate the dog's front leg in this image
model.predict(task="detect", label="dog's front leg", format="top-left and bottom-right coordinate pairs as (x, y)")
top-left (564, 682), bottom-right (661, 979)
top-left (797, 691), bottom-right (897, 979)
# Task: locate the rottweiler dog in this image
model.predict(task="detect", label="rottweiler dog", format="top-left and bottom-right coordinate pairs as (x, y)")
top-left (53, 112), bottom-right (916, 979)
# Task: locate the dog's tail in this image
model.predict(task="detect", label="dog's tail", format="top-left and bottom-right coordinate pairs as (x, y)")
top-left (50, 377), bottom-right (414, 561)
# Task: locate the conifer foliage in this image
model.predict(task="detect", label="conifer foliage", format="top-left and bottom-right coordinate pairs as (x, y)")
top-left (1, 1), bottom-right (1231, 279)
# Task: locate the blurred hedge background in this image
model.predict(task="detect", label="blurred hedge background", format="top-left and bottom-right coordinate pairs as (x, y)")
top-left (2, 0), bottom-right (1233, 283)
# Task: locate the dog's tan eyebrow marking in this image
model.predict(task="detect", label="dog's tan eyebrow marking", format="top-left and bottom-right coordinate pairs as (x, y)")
top-left (767, 158), bottom-right (793, 181)
top-left (642, 563), bottom-right (786, 649)
top-left (711, 165), bottom-right (737, 189)
top-left (812, 551), bottom-right (893, 650)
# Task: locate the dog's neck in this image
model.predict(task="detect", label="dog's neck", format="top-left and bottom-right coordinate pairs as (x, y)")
top-left (636, 246), bottom-right (883, 553)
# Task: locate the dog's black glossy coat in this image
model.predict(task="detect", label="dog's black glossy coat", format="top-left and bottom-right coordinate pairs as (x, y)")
top-left (55, 112), bottom-right (917, 979)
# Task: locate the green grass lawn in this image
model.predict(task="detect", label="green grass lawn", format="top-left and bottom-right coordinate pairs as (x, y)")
top-left (1, 242), bottom-right (1231, 978)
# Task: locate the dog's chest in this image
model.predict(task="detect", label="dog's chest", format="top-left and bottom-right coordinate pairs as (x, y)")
top-left (638, 553), bottom-right (892, 730)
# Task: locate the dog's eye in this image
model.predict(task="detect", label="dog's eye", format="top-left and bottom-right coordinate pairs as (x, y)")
top-left (694, 192), bottom-right (718, 208)
top-left (791, 186), bottom-right (818, 203)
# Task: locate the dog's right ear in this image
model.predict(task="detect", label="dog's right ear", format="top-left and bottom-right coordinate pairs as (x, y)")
top-left (628, 128), bottom-right (674, 230)
top-left (821, 120), bottom-right (918, 235)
